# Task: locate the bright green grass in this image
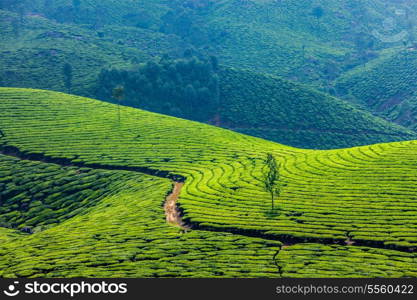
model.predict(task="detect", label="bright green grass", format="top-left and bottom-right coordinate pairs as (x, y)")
top-left (0, 88), bottom-right (417, 277)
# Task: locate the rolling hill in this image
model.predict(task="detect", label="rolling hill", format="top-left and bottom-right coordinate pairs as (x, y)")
top-left (215, 67), bottom-right (416, 149)
top-left (94, 60), bottom-right (417, 149)
top-left (0, 88), bottom-right (416, 277)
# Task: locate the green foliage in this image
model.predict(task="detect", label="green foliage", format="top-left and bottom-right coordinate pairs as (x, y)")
top-left (96, 63), bottom-right (416, 149)
top-left (62, 63), bottom-right (73, 94)
top-left (216, 68), bottom-right (416, 149)
top-left (0, 9), bottom-right (183, 96)
top-left (263, 153), bottom-right (282, 210)
top-left (0, 155), bottom-right (118, 231)
top-left (112, 85), bottom-right (124, 102)
top-left (0, 88), bottom-right (417, 277)
top-left (97, 56), bottom-right (220, 121)
top-left (0, 1), bottom-right (416, 151)
top-left (0, 164), bottom-right (281, 278)
top-left (312, 6), bottom-right (324, 20)
top-left (336, 50), bottom-right (417, 131)
top-left (277, 244), bottom-right (417, 278)
top-left (112, 85), bottom-right (124, 123)
top-left (3, 0), bottom-right (416, 90)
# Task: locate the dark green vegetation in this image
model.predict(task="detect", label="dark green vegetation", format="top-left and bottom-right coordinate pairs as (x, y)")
top-left (0, 8), bottom-right (181, 95)
top-left (216, 68), bottom-right (416, 148)
top-left (95, 60), bottom-right (417, 149)
top-left (0, 88), bottom-right (416, 277)
top-left (1, 1), bottom-right (417, 149)
top-left (2, 0), bottom-right (416, 87)
top-left (97, 56), bottom-right (220, 122)
top-left (336, 49), bottom-right (417, 130)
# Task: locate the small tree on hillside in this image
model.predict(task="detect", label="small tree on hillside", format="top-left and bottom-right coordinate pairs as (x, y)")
top-left (263, 153), bottom-right (284, 210)
top-left (112, 85), bottom-right (124, 124)
top-left (63, 63), bottom-right (73, 94)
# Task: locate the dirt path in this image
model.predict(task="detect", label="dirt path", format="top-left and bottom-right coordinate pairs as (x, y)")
top-left (164, 182), bottom-right (190, 230)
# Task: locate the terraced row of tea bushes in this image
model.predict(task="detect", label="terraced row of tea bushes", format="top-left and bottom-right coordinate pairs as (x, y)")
top-left (217, 68), bottom-right (416, 149)
top-left (0, 164), bottom-right (282, 278)
top-left (0, 148), bottom-right (414, 278)
top-left (0, 227), bottom-right (22, 244)
top-left (180, 141), bottom-right (417, 249)
top-left (277, 244), bottom-right (417, 278)
top-left (0, 154), bottom-right (125, 232)
top-left (336, 50), bottom-right (417, 130)
top-left (1, 88), bottom-right (416, 251)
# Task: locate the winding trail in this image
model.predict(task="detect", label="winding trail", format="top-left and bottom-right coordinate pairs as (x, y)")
top-left (164, 182), bottom-right (190, 230)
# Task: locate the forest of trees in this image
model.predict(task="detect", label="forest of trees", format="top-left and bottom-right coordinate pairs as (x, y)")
top-left (160, 0), bottom-right (219, 46)
top-left (96, 56), bottom-right (220, 121)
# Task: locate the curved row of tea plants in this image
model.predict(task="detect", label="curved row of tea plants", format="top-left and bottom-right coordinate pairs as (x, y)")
top-left (0, 154), bottom-right (126, 232)
top-left (1, 88), bottom-right (417, 277)
top-left (276, 243), bottom-right (417, 278)
top-left (1, 152), bottom-right (415, 278)
top-left (0, 154), bottom-right (282, 278)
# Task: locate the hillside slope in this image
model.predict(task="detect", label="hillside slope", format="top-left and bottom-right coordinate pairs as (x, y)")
top-left (336, 49), bottom-right (417, 131)
top-left (0, 88), bottom-right (417, 277)
top-left (0, 9), bottom-right (187, 96)
top-left (216, 68), bottom-right (416, 149)
top-left (1, 2), bottom-right (417, 150)
top-left (95, 62), bottom-right (417, 149)
top-left (2, 0), bottom-right (417, 88)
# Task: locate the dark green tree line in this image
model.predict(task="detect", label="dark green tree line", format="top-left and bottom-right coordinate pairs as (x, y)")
top-left (96, 56), bottom-right (220, 122)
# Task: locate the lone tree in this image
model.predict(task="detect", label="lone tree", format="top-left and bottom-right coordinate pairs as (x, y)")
top-left (112, 85), bottom-right (125, 124)
top-left (62, 63), bottom-right (73, 94)
top-left (263, 153), bottom-right (284, 210)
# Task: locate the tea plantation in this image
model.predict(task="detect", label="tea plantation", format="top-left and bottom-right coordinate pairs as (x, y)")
top-left (0, 159), bottom-right (281, 277)
top-left (0, 88), bottom-right (416, 277)
top-left (336, 50), bottom-right (417, 131)
top-left (217, 67), bottom-right (416, 149)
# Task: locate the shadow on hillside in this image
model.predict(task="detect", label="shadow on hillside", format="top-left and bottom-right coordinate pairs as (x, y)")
top-left (264, 207), bottom-right (282, 219)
